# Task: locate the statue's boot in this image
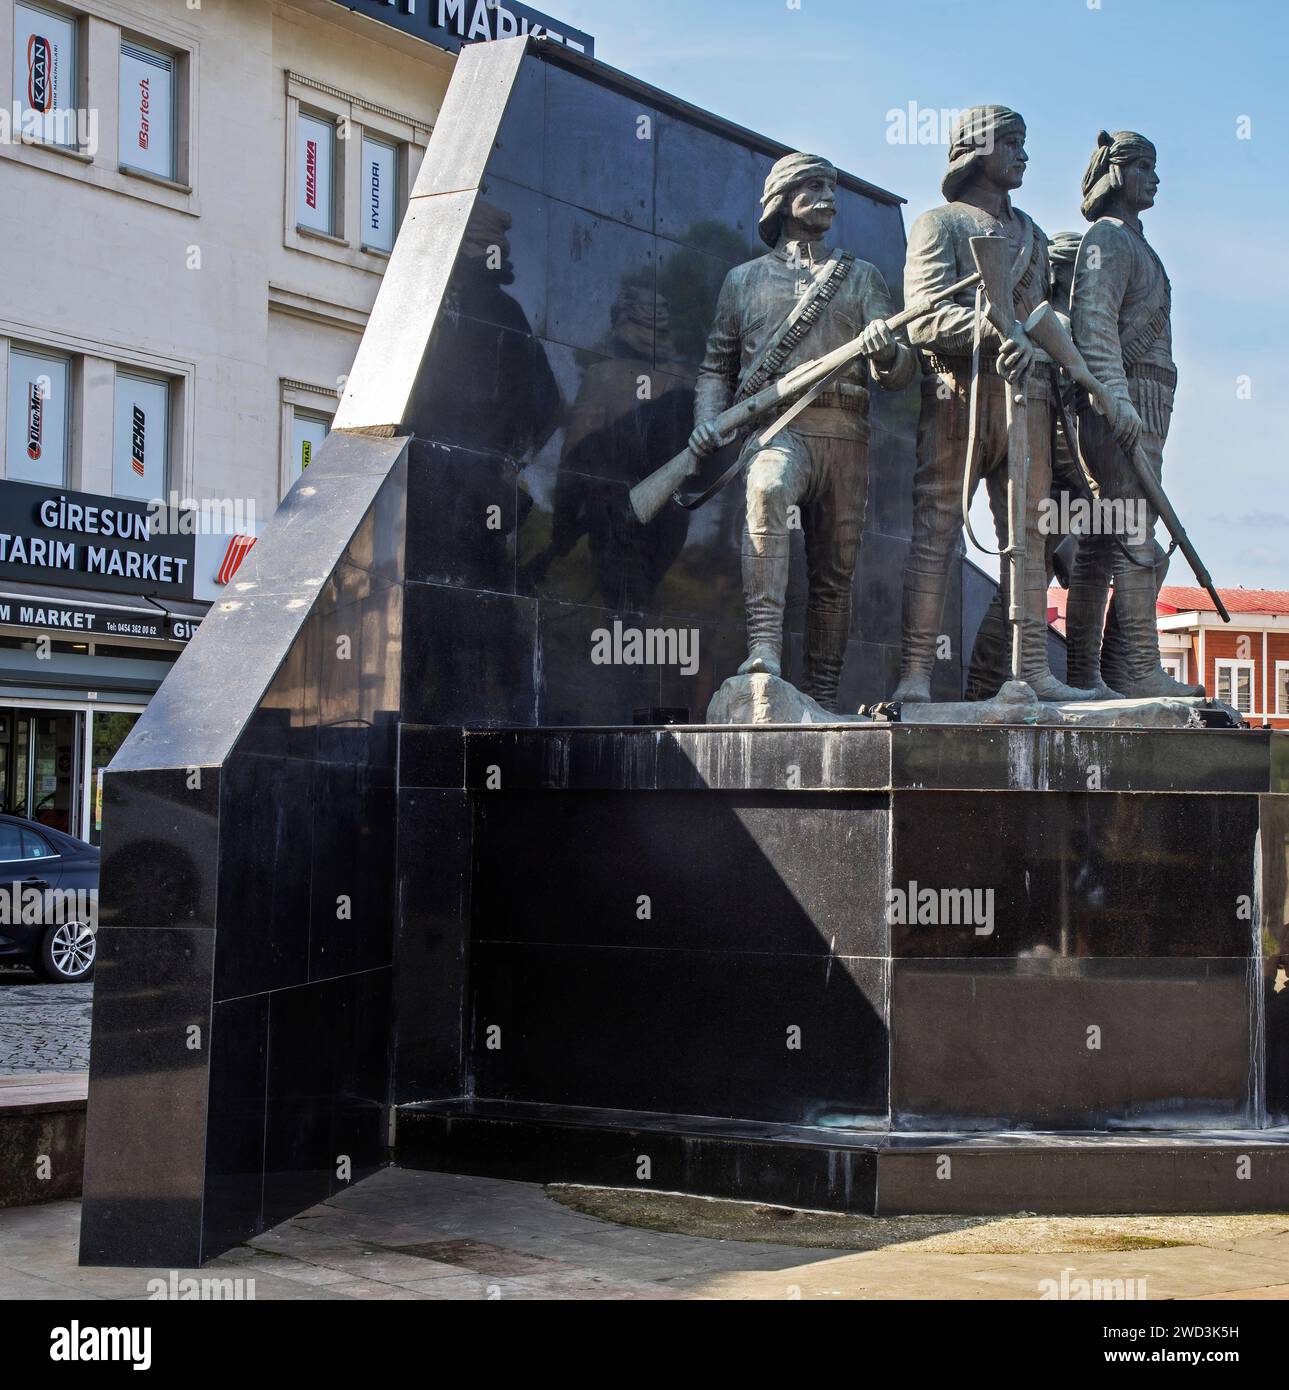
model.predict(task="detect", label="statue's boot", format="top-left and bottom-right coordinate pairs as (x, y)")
top-left (1102, 540), bottom-right (1171, 692)
top-left (1064, 578), bottom-right (1123, 700)
top-left (1106, 564), bottom-right (1206, 698)
top-left (1020, 575), bottom-right (1099, 702)
top-left (800, 607), bottom-right (849, 713)
top-left (737, 533), bottom-right (788, 679)
top-left (891, 570), bottom-right (946, 703)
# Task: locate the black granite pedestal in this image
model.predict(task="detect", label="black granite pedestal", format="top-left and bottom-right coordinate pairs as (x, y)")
top-left (392, 722), bottom-right (1289, 1215)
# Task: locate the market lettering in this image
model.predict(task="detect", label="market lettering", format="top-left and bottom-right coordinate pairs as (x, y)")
top-left (84, 546), bottom-right (187, 585)
top-left (19, 605), bottom-right (94, 630)
top-left (436, 0), bottom-right (582, 48)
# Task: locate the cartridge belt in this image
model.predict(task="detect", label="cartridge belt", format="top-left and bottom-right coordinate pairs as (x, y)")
top-left (803, 384), bottom-right (869, 414)
top-left (1126, 361), bottom-right (1177, 389)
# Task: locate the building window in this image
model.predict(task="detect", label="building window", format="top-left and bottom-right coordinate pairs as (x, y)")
top-left (112, 372), bottom-right (169, 501)
top-left (13, 1), bottom-right (78, 149)
top-left (290, 409), bottom-right (330, 485)
top-left (296, 110), bottom-right (337, 236)
top-left (119, 39), bottom-right (175, 181)
top-left (1215, 658), bottom-right (1255, 715)
top-left (1161, 656), bottom-right (1184, 682)
top-left (361, 135), bottom-right (399, 253)
top-left (1277, 662), bottom-right (1289, 716)
top-left (6, 346), bottom-right (70, 484)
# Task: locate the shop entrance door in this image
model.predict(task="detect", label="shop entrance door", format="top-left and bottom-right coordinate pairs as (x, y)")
top-left (0, 710), bottom-right (82, 835)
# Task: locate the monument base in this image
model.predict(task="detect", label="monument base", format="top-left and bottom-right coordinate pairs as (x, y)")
top-left (394, 1100), bottom-right (1289, 1215)
top-left (389, 719), bottom-right (1288, 1217)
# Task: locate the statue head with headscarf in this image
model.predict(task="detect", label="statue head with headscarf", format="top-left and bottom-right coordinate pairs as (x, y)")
top-left (758, 152), bottom-right (838, 248)
top-left (1080, 131), bottom-right (1158, 221)
top-left (941, 106), bottom-right (1028, 202)
top-left (1047, 231), bottom-right (1082, 310)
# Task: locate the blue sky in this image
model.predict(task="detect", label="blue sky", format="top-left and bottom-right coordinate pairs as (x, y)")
top-left (553, 0), bottom-right (1289, 589)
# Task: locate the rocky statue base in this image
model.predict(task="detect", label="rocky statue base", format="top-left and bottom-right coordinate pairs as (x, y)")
top-left (899, 678), bottom-right (1244, 729)
top-left (706, 672), bottom-right (872, 724)
top-left (707, 674), bottom-right (1243, 730)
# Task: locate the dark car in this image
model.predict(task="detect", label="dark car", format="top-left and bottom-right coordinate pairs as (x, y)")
top-left (0, 814), bottom-right (99, 982)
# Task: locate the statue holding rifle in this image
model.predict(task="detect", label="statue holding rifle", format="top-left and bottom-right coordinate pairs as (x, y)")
top-left (680, 152), bottom-right (916, 712)
top-left (892, 105), bottom-right (1096, 704)
top-left (1063, 131), bottom-right (1206, 698)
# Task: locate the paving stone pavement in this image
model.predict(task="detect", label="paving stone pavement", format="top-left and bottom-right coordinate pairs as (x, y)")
top-left (2, 1167), bottom-right (1289, 1300)
top-left (0, 976), bottom-right (93, 1074)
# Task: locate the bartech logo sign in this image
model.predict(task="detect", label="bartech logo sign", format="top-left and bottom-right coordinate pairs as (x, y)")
top-left (137, 76), bottom-right (150, 149)
top-left (26, 383), bottom-right (43, 461)
top-left (27, 34), bottom-right (52, 113)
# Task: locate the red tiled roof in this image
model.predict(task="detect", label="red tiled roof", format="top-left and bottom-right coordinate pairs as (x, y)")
top-left (1157, 587), bottom-right (1289, 616)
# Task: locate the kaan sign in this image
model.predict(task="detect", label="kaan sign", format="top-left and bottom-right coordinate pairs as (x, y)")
top-left (330, 0), bottom-right (594, 55)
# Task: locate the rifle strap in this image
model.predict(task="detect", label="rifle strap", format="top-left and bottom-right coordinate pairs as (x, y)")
top-left (735, 250), bottom-right (854, 402)
top-left (672, 250), bottom-right (854, 514)
top-left (961, 285), bottom-right (998, 556)
top-left (1010, 213), bottom-right (1039, 302)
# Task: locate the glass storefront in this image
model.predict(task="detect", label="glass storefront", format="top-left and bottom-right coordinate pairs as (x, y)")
top-left (0, 704), bottom-right (140, 844)
top-left (89, 710), bottom-right (140, 844)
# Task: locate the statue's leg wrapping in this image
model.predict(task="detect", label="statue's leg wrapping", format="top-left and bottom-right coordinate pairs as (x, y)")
top-left (1065, 533), bottom-right (1119, 696)
top-left (894, 376), bottom-right (982, 703)
top-left (799, 435), bottom-right (868, 712)
top-left (1102, 539), bottom-right (1169, 689)
top-left (739, 434), bottom-right (811, 679)
top-left (1080, 415), bottom-right (1203, 699)
top-left (987, 392), bottom-right (1096, 702)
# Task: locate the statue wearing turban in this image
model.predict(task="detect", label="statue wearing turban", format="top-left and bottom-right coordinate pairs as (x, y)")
top-left (686, 151), bottom-right (915, 711)
top-left (1064, 131), bottom-right (1204, 699)
top-left (892, 106), bottom-right (1096, 703)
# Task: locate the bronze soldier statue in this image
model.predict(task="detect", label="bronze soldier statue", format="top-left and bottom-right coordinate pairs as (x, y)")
top-left (892, 106), bottom-right (1094, 703)
top-left (1065, 131), bottom-right (1204, 698)
top-left (687, 152), bottom-right (915, 711)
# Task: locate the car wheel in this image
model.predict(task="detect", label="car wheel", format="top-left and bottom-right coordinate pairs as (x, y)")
top-left (36, 921), bottom-right (96, 983)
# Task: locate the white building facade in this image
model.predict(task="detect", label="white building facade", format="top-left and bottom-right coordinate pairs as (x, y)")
top-left (0, 0), bottom-right (589, 841)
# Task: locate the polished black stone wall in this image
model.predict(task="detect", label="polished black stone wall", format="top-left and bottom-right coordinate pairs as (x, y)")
top-left (81, 437), bottom-right (407, 1266)
top-left (450, 725), bottom-right (1285, 1137)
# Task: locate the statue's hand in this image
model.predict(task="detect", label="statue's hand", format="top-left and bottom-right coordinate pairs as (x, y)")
top-left (1110, 396), bottom-right (1144, 453)
top-left (996, 324), bottom-right (1035, 383)
top-left (688, 421), bottom-right (735, 459)
top-left (858, 319), bottom-right (897, 366)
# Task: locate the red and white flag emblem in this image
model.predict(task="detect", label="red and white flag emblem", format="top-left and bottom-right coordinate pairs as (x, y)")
top-left (215, 534), bottom-right (256, 586)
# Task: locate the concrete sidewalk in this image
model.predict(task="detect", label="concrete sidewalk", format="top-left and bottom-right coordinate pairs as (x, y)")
top-left (2, 1167), bottom-right (1289, 1300)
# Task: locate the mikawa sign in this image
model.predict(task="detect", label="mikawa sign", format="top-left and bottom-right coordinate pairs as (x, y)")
top-left (328, 0), bottom-right (594, 55)
top-left (0, 481), bottom-right (195, 601)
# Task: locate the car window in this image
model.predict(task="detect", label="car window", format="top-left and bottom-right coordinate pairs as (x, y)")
top-left (20, 828), bottom-right (57, 860)
top-left (0, 824), bottom-right (22, 861)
